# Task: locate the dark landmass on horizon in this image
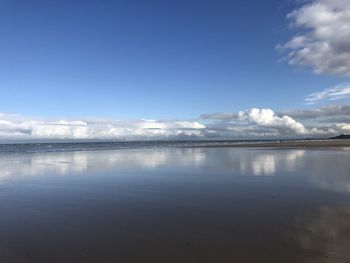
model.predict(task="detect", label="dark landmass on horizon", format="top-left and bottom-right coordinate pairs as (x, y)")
top-left (330, 134), bottom-right (350, 140)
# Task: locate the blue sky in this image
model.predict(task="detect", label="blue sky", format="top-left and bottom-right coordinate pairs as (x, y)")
top-left (1, 0), bottom-right (350, 140)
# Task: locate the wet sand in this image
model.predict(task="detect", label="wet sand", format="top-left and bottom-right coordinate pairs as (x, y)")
top-left (199, 139), bottom-right (350, 148)
top-left (0, 147), bottom-right (350, 262)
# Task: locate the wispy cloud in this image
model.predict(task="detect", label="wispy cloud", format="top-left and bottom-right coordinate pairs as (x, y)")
top-left (278, 0), bottom-right (350, 76)
top-left (305, 83), bottom-right (350, 104)
top-left (282, 104), bottom-right (350, 120)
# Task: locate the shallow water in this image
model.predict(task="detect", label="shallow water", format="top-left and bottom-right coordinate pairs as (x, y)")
top-left (0, 147), bottom-right (350, 262)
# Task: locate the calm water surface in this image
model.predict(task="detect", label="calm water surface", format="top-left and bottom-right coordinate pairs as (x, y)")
top-left (0, 146), bottom-right (350, 262)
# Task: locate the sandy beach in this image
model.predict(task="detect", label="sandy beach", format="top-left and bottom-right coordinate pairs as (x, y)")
top-left (198, 139), bottom-right (350, 148)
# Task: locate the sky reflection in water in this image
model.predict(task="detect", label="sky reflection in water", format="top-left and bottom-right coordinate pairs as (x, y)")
top-left (0, 147), bottom-right (350, 262)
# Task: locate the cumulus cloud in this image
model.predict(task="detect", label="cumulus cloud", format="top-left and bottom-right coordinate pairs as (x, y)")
top-left (278, 0), bottom-right (350, 76)
top-left (239, 108), bottom-right (307, 134)
top-left (280, 103), bottom-right (350, 134)
top-left (202, 108), bottom-right (309, 136)
top-left (202, 105), bottom-right (350, 137)
top-left (305, 83), bottom-right (350, 104)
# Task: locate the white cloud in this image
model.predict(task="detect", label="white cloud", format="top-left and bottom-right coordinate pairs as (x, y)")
top-left (279, 0), bottom-right (350, 76)
top-left (0, 115), bottom-right (206, 140)
top-left (336, 123), bottom-right (350, 131)
top-left (305, 83), bottom-right (350, 104)
top-left (2, 105), bottom-right (350, 141)
top-left (201, 106), bottom-right (350, 137)
top-left (238, 108), bottom-right (307, 135)
top-left (202, 108), bottom-right (308, 136)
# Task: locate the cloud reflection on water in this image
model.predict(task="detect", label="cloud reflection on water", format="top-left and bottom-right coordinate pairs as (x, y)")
top-left (0, 147), bottom-right (350, 194)
top-left (0, 147), bottom-right (350, 262)
top-left (294, 205), bottom-right (350, 263)
top-left (0, 148), bottom-right (207, 180)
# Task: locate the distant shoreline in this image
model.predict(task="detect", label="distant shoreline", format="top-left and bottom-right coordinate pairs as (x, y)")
top-left (0, 139), bottom-right (350, 155)
top-left (194, 139), bottom-right (350, 148)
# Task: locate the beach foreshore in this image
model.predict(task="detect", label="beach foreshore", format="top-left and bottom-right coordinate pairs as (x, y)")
top-left (194, 139), bottom-right (350, 148)
top-left (0, 140), bottom-right (350, 155)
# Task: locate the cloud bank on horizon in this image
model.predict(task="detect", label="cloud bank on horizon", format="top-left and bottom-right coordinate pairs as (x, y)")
top-left (0, 114), bottom-right (206, 140)
top-left (1, 104), bottom-right (350, 140)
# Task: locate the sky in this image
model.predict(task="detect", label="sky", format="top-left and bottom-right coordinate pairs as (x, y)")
top-left (1, 0), bottom-right (350, 140)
